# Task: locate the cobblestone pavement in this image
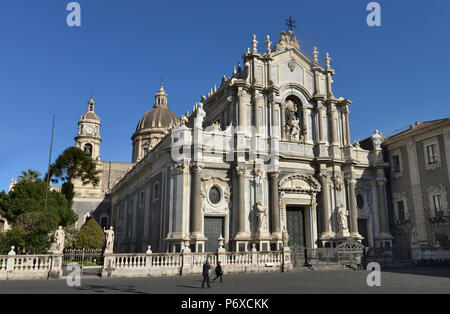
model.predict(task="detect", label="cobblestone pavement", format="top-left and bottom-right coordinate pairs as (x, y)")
top-left (1, 267), bottom-right (449, 294)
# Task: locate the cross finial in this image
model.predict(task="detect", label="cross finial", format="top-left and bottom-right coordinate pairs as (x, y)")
top-left (285, 16), bottom-right (297, 32)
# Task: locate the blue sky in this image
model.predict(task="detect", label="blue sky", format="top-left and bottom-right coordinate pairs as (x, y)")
top-left (0, 0), bottom-right (449, 192)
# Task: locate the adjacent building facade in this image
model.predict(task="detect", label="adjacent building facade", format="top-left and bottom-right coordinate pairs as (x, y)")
top-left (383, 118), bottom-right (450, 253)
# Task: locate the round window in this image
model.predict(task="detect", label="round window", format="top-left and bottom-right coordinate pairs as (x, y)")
top-left (209, 186), bottom-right (221, 205)
top-left (356, 194), bottom-right (364, 209)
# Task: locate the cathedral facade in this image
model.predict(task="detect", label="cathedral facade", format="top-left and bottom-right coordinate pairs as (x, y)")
top-left (74, 30), bottom-right (394, 253)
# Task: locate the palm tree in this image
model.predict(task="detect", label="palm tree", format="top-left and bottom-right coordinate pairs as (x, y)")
top-left (17, 169), bottom-right (41, 182)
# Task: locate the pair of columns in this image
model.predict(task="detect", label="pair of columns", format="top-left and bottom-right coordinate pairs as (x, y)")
top-left (319, 172), bottom-right (360, 239)
top-left (190, 162), bottom-right (281, 240)
top-left (234, 167), bottom-right (281, 238)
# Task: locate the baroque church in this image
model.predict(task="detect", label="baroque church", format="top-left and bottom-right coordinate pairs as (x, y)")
top-left (72, 29), bottom-right (394, 253)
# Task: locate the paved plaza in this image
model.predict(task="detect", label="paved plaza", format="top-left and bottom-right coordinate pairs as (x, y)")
top-left (0, 267), bottom-right (449, 294)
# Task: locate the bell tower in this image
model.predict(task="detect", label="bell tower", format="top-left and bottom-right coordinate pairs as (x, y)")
top-left (75, 96), bottom-right (102, 161)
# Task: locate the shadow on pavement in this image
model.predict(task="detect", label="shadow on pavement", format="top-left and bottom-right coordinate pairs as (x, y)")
top-left (176, 285), bottom-right (202, 289)
top-left (75, 284), bottom-right (147, 294)
top-left (381, 266), bottom-right (450, 278)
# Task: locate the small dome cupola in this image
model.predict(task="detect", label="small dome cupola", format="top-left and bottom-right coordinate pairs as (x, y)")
top-left (81, 96), bottom-right (100, 121)
top-left (154, 82), bottom-right (168, 109)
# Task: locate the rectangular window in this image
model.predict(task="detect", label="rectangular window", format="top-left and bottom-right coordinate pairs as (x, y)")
top-left (392, 155), bottom-right (401, 173)
top-left (432, 195), bottom-right (442, 216)
top-left (426, 144), bottom-right (437, 164)
top-left (397, 201), bottom-right (405, 221)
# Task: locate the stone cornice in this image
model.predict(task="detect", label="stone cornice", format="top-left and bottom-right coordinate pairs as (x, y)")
top-left (383, 119), bottom-right (450, 147)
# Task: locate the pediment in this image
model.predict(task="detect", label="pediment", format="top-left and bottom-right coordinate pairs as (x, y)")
top-left (278, 174), bottom-right (321, 193)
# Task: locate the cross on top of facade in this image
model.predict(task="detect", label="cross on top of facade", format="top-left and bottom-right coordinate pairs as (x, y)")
top-left (285, 16), bottom-right (296, 32)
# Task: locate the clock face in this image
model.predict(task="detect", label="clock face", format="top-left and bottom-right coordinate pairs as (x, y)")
top-left (85, 126), bottom-right (94, 134)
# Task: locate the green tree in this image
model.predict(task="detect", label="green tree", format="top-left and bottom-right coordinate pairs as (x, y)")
top-left (48, 146), bottom-right (100, 205)
top-left (0, 211), bottom-right (59, 254)
top-left (17, 169), bottom-right (41, 183)
top-left (1, 178), bottom-right (77, 226)
top-left (75, 219), bottom-right (105, 249)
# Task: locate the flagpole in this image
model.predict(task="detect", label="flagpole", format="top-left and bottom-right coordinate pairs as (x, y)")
top-left (44, 114), bottom-right (55, 210)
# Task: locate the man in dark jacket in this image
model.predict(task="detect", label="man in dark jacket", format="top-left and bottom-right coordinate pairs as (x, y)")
top-left (212, 261), bottom-right (223, 283)
top-left (201, 260), bottom-right (211, 288)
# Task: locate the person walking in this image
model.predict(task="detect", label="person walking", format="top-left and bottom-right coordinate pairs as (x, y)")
top-left (212, 261), bottom-right (223, 283)
top-left (201, 259), bottom-right (211, 288)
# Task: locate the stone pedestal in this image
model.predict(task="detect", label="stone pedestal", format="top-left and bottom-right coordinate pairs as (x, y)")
top-left (48, 254), bottom-right (63, 279)
top-left (282, 247), bottom-right (293, 272)
top-left (102, 253), bottom-right (116, 278)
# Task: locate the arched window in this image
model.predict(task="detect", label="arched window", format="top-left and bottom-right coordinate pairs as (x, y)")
top-left (84, 144), bottom-right (93, 157)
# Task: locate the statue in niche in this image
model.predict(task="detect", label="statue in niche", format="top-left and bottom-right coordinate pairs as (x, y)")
top-left (284, 99), bottom-right (301, 142)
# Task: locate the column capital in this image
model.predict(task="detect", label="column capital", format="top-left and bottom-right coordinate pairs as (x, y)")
top-left (191, 162), bottom-right (205, 172)
top-left (235, 165), bottom-right (247, 176)
top-left (268, 171), bottom-right (280, 179)
top-left (318, 172), bottom-right (331, 184)
top-left (173, 162), bottom-right (187, 175)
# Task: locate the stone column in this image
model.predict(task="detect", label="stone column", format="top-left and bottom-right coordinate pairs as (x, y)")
top-left (317, 105), bottom-right (324, 143)
top-left (191, 163), bottom-right (203, 237)
top-left (271, 101), bottom-right (280, 138)
top-left (347, 177), bottom-right (359, 237)
top-left (329, 105), bottom-right (338, 146)
top-left (319, 173), bottom-right (332, 239)
top-left (235, 165), bottom-right (247, 236)
top-left (238, 89), bottom-right (247, 131)
top-left (344, 107), bottom-right (351, 146)
top-left (301, 106), bottom-right (308, 141)
top-left (280, 103), bottom-right (286, 139)
top-left (269, 172), bottom-right (280, 236)
top-left (376, 177), bottom-right (389, 235)
top-left (254, 93), bottom-right (263, 134)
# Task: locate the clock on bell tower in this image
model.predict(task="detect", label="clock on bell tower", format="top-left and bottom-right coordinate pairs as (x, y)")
top-left (74, 96), bottom-right (102, 161)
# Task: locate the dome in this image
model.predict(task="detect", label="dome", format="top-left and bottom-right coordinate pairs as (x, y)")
top-left (135, 106), bottom-right (178, 131)
top-left (132, 82), bottom-right (179, 162)
top-left (135, 82), bottom-right (178, 131)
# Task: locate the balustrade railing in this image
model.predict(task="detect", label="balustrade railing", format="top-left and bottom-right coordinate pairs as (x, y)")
top-left (0, 255), bottom-right (52, 272)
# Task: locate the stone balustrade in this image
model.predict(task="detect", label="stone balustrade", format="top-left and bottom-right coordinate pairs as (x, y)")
top-left (0, 247), bottom-right (291, 280)
top-left (0, 254), bottom-right (55, 280)
top-left (420, 248), bottom-right (450, 261)
top-left (102, 250), bottom-right (288, 278)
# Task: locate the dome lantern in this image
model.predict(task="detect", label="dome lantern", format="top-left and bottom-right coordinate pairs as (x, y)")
top-left (154, 81), bottom-right (168, 109)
